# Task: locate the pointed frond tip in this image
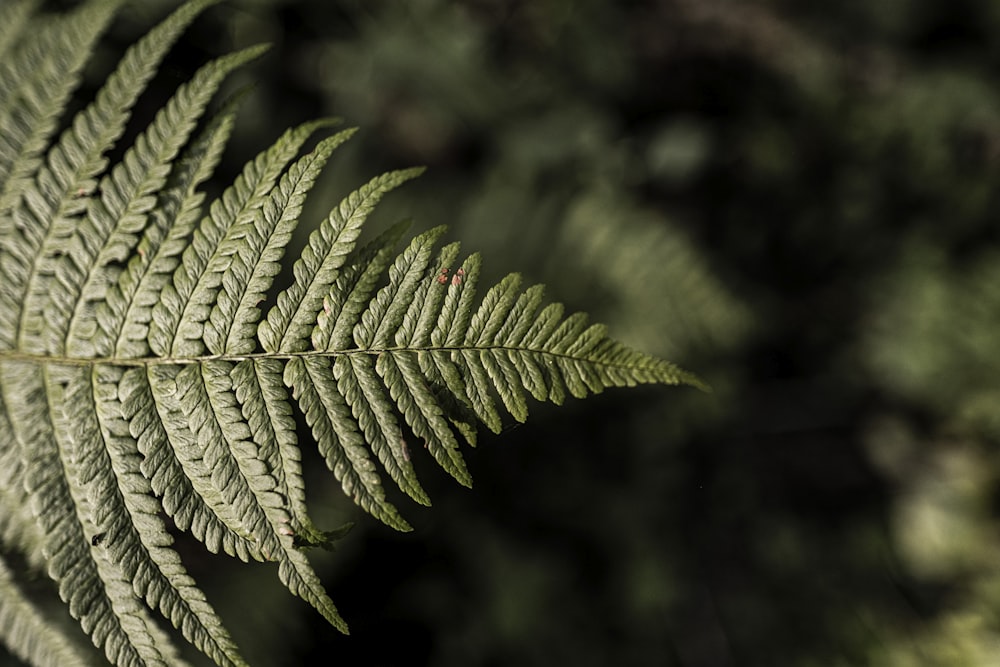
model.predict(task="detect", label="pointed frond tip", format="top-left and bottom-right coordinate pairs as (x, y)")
top-left (0, 0), bottom-right (706, 664)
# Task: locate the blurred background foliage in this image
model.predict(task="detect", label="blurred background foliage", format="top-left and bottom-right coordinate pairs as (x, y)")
top-left (18, 0), bottom-right (1000, 665)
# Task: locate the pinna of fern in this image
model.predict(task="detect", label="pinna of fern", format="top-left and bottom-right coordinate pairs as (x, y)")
top-left (0, 0), bottom-right (703, 665)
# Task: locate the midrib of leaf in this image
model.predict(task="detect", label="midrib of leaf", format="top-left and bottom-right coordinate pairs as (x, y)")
top-left (0, 344), bottom-right (704, 389)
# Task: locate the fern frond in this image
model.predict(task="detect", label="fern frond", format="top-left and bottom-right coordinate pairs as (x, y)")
top-left (172, 359), bottom-right (347, 630)
top-left (0, 384), bottom-right (46, 569)
top-left (288, 354), bottom-right (411, 530)
top-left (2, 0), bottom-right (220, 354)
top-left (312, 220), bottom-right (411, 351)
top-left (0, 1), bottom-right (703, 665)
top-left (2, 361), bottom-right (174, 666)
top-left (302, 228), bottom-right (701, 502)
top-left (336, 353), bottom-right (431, 506)
top-left (0, 1), bottom-right (37, 61)
top-left (231, 357), bottom-right (318, 544)
top-left (66, 365), bottom-right (246, 667)
top-left (356, 226), bottom-right (448, 348)
top-left (64, 45), bottom-right (268, 359)
top-left (0, 552), bottom-right (92, 667)
top-left (377, 350), bottom-right (474, 487)
top-left (0, 0), bottom-right (123, 217)
top-left (112, 89), bottom-right (247, 359)
top-left (153, 118), bottom-right (341, 357)
top-left (203, 128), bottom-right (355, 356)
top-left (260, 167), bottom-right (425, 354)
top-left (122, 365), bottom-right (259, 562)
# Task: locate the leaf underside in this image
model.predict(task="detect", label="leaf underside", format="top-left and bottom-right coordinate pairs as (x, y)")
top-left (0, 1), bottom-right (702, 665)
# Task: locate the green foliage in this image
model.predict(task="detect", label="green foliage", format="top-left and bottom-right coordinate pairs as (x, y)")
top-left (0, 2), bottom-right (700, 665)
top-left (863, 241), bottom-right (1000, 435)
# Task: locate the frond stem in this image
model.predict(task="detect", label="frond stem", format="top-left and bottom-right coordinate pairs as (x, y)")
top-left (0, 345), bottom-right (672, 373)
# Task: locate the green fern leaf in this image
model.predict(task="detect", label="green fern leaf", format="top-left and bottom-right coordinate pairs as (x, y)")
top-left (3, 361), bottom-right (175, 666)
top-left (313, 220), bottom-right (410, 351)
top-left (203, 129), bottom-right (356, 355)
top-left (0, 0), bottom-right (123, 217)
top-left (0, 1), bottom-right (38, 61)
top-left (65, 45), bottom-right (269, 360)
top-left (0, 386), bottom-right (45, 570)
top-left (3, 0), bottom-right (220, 356)
top-left (379, 350), bottom-right (474, 487)
top-left (287, 354), bottom-right (411, 531)
top-left (336, 353), bottom-right (431, 506)
top-left (260, 167), bottom-right (424, 353)
top-left (0, 2), bottom-right (703, 665)
top-left (112, 89), bottom-right (247, 359)
top-left (0, 552), bottom-right (93, 667)
top-left (122, 365), bottom-right (259, 561)
top-left (153, 118), bottom-right (340, 357)
top-left (67, 365), bottom-right (246, 667)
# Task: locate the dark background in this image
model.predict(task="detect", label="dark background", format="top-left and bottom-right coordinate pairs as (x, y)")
top-left (22, 1), bottom-right (1000, 665)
